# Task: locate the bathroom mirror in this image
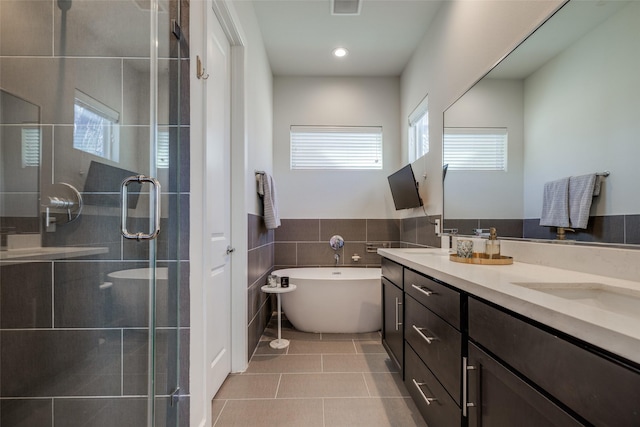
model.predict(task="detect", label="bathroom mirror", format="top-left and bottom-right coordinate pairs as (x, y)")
top-left (443, 0), bottom-right (640, 246)
top-left (0, 89), bottom-right (41, 234)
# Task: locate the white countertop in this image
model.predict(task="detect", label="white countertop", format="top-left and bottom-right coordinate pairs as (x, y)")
top-left (379, 247), bottom-right (640, 365)
top-left (0, 246), bottom-right (109, 262)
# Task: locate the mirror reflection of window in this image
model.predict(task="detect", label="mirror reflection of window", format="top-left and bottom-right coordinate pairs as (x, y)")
top-left (21, 127), bottom-right (40, 168)
top-left (73, 89), bottom-right (120, 161)
top-left (157, 129), bottom-right (170, 168)
top-left (408, 95), bottom-right (428, 162)
top-left (443, 127), bottom-right (507, 171)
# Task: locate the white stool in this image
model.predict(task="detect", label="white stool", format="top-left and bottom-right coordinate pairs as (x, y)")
top-left (261, 284), bottom-right (297, 349)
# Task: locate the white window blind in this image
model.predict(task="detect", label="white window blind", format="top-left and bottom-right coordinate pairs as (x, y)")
top-left (443, 127), bottom-right (507, 171)
top-left (290, 126), bottom-right (383, 170)
top-left (21, 127), bottom-right (40, 168)
top-left (157, 129), bottom-right (170, 168)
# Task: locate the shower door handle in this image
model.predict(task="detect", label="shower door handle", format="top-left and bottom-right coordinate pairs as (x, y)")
top-left (121, 175), bottom-right (161, 241)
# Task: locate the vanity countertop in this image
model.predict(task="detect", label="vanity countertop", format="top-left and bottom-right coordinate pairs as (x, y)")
top-left (0, 246), bottom-right (109, 262)
top-left (378, 247), bottom-right (640, 365)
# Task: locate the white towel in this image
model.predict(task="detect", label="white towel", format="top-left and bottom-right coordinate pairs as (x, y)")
top-left (539, 178), bottom-right (570, 227)
top-left (568, 174), bottom-right (596, 229)
top-left (256, 173), bottom-right (281, 230)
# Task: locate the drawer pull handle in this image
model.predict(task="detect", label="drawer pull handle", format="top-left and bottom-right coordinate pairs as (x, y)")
top-left (395, 297), bottom-right (403, 331)
top-left (463, 356), bottom-right (477, 417)
top-left (411, 284), bottom-right (435, 296)
top-left (412, 379), bottom-right (438, 405)
top-left (412, 325), bottom-right (438, 344)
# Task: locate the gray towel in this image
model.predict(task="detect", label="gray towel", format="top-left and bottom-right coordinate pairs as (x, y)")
top-left (592, 174), bottom-right (605, 197)
top-left (568, 174), bottom-right (596, 229)
top-left (256, 172), bottom-right (281, 230)
top-left (540, 178), bottom-right (570, 227)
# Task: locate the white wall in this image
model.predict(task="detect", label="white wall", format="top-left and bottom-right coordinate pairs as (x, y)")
top-left (444, 78), bottom-right (525, 219)
top-left (273, 76), bottom-right (400, 219)
top-left (233, 0), bottom-right (275, 217)
top-left (522, 1), bottom-right (640, 218)
top-left (401, 0), bottom-right (563, 219)
top-left (190, 0), bottom-right (274, 425)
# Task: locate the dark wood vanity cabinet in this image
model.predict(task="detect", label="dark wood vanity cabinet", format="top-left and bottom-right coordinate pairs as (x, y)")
top-left (468, 297), bottom-right (640, 427)
top-left (381, 258), bottom-right (404, 371)
top-left (381, 257), bottom-right (640, 427)
top-left (402, 267), bottom-right (464, 426)
top-left (466, 342), bottom-right (583, 427)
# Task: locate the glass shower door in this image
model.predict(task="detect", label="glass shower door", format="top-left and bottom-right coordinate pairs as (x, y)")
top-left (0, 1), bottom-right (185, 426)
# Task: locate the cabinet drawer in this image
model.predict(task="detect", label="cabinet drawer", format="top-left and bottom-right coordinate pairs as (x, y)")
top-left (467, 343), bottom-right (582, 427)
top-left (381, 257), bottom-right (403, 289)
top-left (405, 269), bottom-right (460, 329)
top-left (405, 344), bottom-right (461, 427)
top-left (382, 277), bottom-right (404, 371)
top-left (469, 297), bottom-right (640, 427)
top-left (405, 295), bottom-right (461, 405)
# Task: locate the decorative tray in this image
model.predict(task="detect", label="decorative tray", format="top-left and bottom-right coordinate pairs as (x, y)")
top-left (449, 253), bottom-right (513, 265)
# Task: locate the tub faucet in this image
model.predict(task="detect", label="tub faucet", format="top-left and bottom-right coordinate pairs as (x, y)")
top-left (334, 253), bottom-right (340, 266)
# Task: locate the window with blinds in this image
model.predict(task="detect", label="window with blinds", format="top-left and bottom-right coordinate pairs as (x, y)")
top-left (408, 95), bottom-right (428, 162)
top-left (443, 127), bottom-right (507, 171)
top-left (21, 127), bottom-right (40, 167)
top-left (290, 126), bottom-right (383, 170)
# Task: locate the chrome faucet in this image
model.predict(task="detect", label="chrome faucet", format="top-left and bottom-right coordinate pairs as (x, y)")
top-left (334, 253), bottom-right (340, 266)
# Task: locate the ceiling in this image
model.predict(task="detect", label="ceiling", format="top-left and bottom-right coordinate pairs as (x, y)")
top-left (486, 0), bottom-right (629, 79)
top-left (251, 0), bottom-right (443, 77)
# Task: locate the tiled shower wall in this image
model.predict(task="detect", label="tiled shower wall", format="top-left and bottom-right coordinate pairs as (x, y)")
top-left (0, 0), bottom-right (190, 425)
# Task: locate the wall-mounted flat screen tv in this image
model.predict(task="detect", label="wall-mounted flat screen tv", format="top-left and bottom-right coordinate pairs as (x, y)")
top-left (387, 164), bottom-right (423, 210)
top-left (83, 161), bottom-right (141, 208)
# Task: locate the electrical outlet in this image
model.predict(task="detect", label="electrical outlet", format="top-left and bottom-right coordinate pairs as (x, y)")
top-left (434, 218), bottom-right (441, 235)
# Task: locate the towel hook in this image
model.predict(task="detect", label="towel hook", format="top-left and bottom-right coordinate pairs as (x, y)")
top-left (196, 55), bottom-right (209, 80)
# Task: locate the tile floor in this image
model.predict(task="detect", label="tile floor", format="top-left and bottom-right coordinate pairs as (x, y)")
top-left (211, 316), bottom-right (427, 426)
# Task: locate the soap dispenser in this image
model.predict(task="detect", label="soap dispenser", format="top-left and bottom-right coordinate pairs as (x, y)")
top-left (485, 227), bottom-right (501, 259)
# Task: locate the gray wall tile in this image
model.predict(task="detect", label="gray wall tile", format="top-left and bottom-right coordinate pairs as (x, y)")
top-left (401, 217), bottom-right (418, 244)
top-left (1, 330), bottom-right (121, 397)
top-left (274, 242), bottom-right (297, 267)
top-left (0, 1), bottom-right (53, 56)
top-left (54, 397), bottom-right (146, 427)
top-left (297, 242), bottom-right (338, 266)
top-left (367, 219), bottom-right (400, 242)
top-left (320, 219), bottom-right (366, 241)
top-left (1, 399), bottom-right (52, 427)
top-left (275, 219), bottom-right (320, 241)
top-left (626, 215), bottom-right (640, 244)
top-left (1, 262), bottom-right (52, 329)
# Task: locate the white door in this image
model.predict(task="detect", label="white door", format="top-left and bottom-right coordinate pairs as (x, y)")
top-left (204, 1), bottom-right (232, 404)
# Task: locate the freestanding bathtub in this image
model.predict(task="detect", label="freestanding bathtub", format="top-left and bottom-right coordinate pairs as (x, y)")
top-left (272, 267), bottom-right (382, 333)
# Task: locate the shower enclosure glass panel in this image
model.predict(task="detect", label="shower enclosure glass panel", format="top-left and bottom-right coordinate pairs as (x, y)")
top-left (0, 1), bottom-right (186, 426)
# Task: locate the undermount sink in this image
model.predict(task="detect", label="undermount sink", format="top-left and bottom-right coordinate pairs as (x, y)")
top-left (512, 282), bottom-right (640, 321)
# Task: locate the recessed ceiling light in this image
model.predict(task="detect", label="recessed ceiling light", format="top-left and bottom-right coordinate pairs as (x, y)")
top-left (333, 47), bottom-right (349, 58)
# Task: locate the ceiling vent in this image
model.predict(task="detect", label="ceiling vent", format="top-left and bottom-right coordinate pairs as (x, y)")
top-left (331, 0), bottom-right (361, 15)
